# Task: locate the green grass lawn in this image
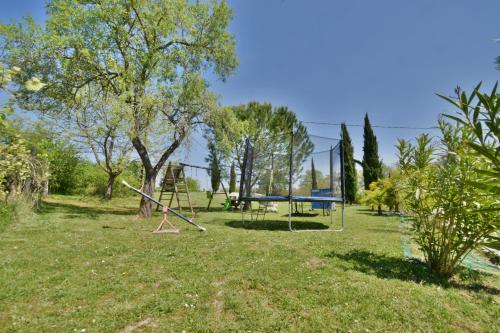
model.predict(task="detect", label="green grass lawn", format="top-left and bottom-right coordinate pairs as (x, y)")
top-left (0, 192), bottom-right (498, 332)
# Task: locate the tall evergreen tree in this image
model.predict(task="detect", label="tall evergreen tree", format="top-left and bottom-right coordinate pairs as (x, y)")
top-left (341, 123), bottom-right (357, 203)
top-left (229, 162), bottom-right (236, 193)
top-left (206, 143), bottom-right (221, 194)
top-left (362, 114), bottom-right (382, 189)
top-left (311, 158), bottom-right (318, 190)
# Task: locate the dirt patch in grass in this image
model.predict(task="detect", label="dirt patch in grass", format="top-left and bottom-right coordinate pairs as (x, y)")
top-left (304, 257), bottom-right (326, 269)
top-left (450, 321), bottom-right (483, 333)
top-left (120, 317), bottom-right (156, 333)
top-left (211, 290), bottom-right (224, 315)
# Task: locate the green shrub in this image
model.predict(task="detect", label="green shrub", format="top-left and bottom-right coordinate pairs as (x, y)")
top-left (438, 83), bottom-right (499, 213)
top-left (361, 180), bottom-right (385, 215)
top-left (0, 135), bottom-right (49, 203)
top-left (0, 199), bottom-right (33, 232)
top-left (24, 124), bottom-right (80, 195)
top-left (397, 122), bottom-right (498, 278)
top-left (72, 162), bottom-right (107, 196)
top-left (186, 177), bottom-right (201, 192)
top-left (72, 162), bottom-right (141, 197)
top-left (47, 145), bottom-right (81, 194)
top-left (0, 202), bottom-right (14, 232)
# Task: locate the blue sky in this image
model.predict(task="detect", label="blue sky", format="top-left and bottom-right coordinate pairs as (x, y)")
top-left (1, 0), bottom-right (499, 184)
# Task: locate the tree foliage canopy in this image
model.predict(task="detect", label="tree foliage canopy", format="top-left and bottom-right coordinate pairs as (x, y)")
top-left (1, 0), bottom-right (238, 216)
top-left (208, 102), bottom-right (313, 195)
top-left (0, 64), bottom-right (48, 203)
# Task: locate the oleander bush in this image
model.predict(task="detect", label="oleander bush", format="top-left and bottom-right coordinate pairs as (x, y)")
top-left (396, 120), bottom-right (498, 278)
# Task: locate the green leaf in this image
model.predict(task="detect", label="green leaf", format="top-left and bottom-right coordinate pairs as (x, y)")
top-left (25, 77), bottom-right (46, 91)
top-left (482, 239), bottom-right (500, 251)
top-left (436, 93), bottom-right (461, 109)
top-left (442, 114), bottom-right (466, 126)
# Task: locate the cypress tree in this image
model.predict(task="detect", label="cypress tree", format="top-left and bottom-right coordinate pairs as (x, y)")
top-left (206, 143), bottom-right (221, 193)
top-left (311, 158), bottom-right (318, 190)
top-left (229, 162), bottom-right (236, 193)
top-left (341, 123), bottom-right (357, 203)
top-left (362, 114), bottom-right (382, 189)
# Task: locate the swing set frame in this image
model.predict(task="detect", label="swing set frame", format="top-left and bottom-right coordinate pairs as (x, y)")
top-left (180, 162), bottom-right (230, 211)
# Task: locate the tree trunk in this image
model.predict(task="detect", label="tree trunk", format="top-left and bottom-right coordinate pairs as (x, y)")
top-left (7, 180), bottom-right (17, 201)
top-left (42, 180), bottom-right (49, 197)
top-left (377, 204), bottom-right (382, 215)
top-left (104, 173), bottom-right (118, 200)
top-left (207, 191), bottom-right (214, 211)
top-left (138, 172), bottom-right (156, 218)
top-left (131, 133), bottom-right (184, 218)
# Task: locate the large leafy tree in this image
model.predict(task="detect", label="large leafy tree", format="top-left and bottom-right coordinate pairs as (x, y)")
top-left (362, 114), bottom-right (382, 189)
top-left (1, 0), bottom-right (238, 217)
top-left (71, 87), bottom-right (133, 199)
top-left (341, 122), bottom-right (357, 203)
top-left (210, 102), bottom-right (313, 195)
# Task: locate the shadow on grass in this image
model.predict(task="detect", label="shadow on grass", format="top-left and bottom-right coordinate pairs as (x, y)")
top-left (356, 208), bottom-right (378, 213)
top-left (226, 219), bottom-right (330, 231)
top-left (202, 206), bottom-right (233, 213)
top-left (365, 228), bottom-right (401, 234)
top-left (280, 213), bottom-right (321, 218)
top-left (102, 225), bottom-right (127, 230)
top-left (356, 208), bottom-right (402, 217)
top-left (326, 249), bottom-right (499, 294)
top-left (356, 210), bottom-right (384, 217)
top-left (40, 201), bottom-right (136, 219)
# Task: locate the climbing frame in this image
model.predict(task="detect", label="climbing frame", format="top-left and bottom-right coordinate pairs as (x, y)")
top-left (157, 162), bottom-right (194, 215)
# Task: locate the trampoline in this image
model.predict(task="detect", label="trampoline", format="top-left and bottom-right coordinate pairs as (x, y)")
top-left (240, 195), bottom-right (343, 202)
top-left (238, 127), bottom-right (345, 232)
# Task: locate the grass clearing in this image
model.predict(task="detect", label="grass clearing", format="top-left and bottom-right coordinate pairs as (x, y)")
top-left (0, 193), bottom-right (498, 332)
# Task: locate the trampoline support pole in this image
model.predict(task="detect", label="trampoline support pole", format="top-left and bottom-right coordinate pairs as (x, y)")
top-left (288, 128), bottom-right (294, 232)
top-left (340, 138), bottom-right (346, 230)
top-left (240, 200), bottom-right (244, 224)
top-left (330, 203), bottom-right (333, 224)
top-left (342, 200), bottom-right (345, 229)
top-left (250, 202), bottom-right (254, 222)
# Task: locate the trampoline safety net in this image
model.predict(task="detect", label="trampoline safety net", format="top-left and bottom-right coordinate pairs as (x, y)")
top-left (238, 131), bottom-right (344, 204)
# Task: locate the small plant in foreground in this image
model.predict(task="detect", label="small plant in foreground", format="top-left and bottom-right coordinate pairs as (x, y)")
top-left (361, 180), bottom-right (385, 215)
top-left (396, 121), bottom-right (498, 278)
